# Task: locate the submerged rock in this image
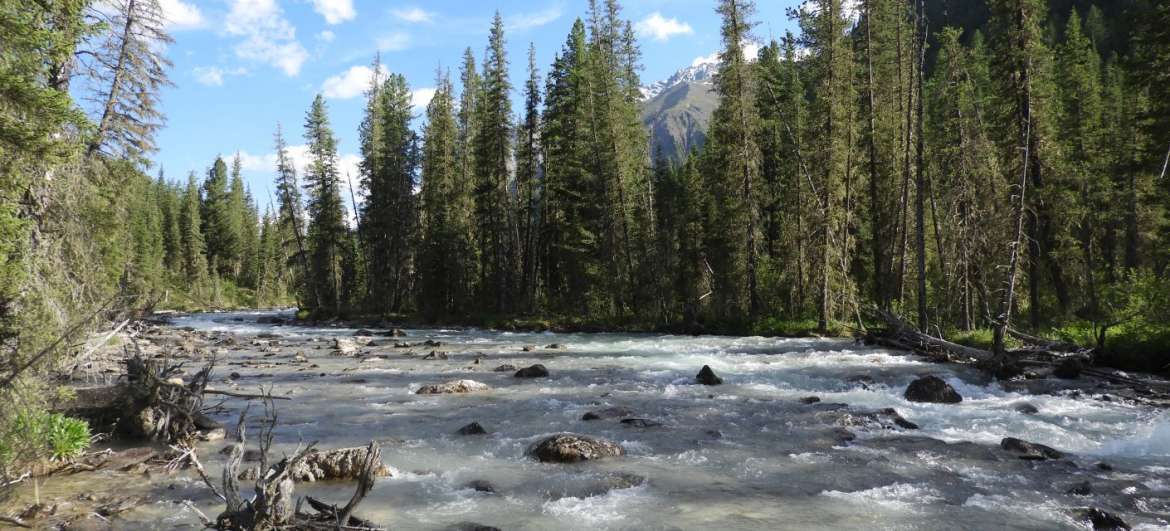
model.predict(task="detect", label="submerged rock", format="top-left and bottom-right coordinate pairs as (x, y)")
top-left (1000, 437), bottom-right (1063, 460)
top-left (696, 365), bottom-right (723, 385)
top-left (464, 479), bottom-right (496, 493)
top-left (514, 364), bottom-right (549, 378)
top-left (353, 329), bottom-right (374, 336)
top-left (582, 406), bottom-right (634, 421)
top-left (800, 396), bottom-right (822, 404)
top-left (904, 375), bottom-right (962, 403)
top-left (620, 418), bottom-right (663, 428)
top-left (1077, 508), bottom-right (1130, 530)
top-left (526, 433), bottom-right (625, 463)
top-left (1066, 480), bottom-right (1092, 495)
top-left (422, 351), bottom-right (449, 360)
top-left (545, 343), bottom-right (563, 349)
top-left (416, 380), bottom-right (490, 394)
top-left (492, 364), bottom-right (517, 372)
top-left (1015, 403), bottom-right (1040, 415)
top-left (457, 422), bottom-right (488, 435)
top-left (446, 523), bottom-right (501, 531)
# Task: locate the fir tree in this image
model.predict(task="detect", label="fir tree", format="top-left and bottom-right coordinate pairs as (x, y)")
top-left (302, 95), bottom-right (348, 316)
top-left (361, 71), bottom-right (418, 313)
top-left (472, 12), bottom-right (516, 314)
top-left (180, 172), bottom-right (208, 290)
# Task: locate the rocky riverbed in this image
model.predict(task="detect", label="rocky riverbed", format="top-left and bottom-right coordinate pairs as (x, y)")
top-left (5, 310), bottom-right (1170, 530)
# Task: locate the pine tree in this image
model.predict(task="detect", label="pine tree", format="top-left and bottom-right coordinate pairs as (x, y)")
top-left (707, 0), bottom-right (761, 320)
top-left (227, 154), bottom-right (248, 279)
top-left (540, 19), bottom-right (596, 313)
top-left (472, 12), bottom-right (516, 314)
top-left (85, 0), bottom-right (173, 162)
top-left (179, 172), bottom-right (208, 291)
top-left (1055, 9), bottom-right (1105, 315)
top-left (988, 0), bottom-right (1060, 339)
top-left (272, 124), bottom-right (311, 307)
top-left (302, 95), bottom-right (349, 316)
top-left (798, 0), bottom-right (856, 330)
top-left (418, 71), bottom-right (475, 318)
top-left (516, 43), bottom-right (542, 311)
top-left (361, 71), bottom-right (418, 313)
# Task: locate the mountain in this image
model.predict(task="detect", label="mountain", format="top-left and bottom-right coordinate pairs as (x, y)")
top-left (639, 59), bottom-right (720, 164)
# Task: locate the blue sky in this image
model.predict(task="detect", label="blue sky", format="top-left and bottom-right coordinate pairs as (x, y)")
top-left (149, 0), bottom-right (803, 207)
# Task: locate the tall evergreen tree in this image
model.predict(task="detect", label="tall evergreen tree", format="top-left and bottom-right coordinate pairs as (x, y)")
top-left (472, 12), bottom-right (516, 314)
top-left (84, 0), bottom-right (173, 161)
top-left (302, 95), bottom-right (348, 316)
top-left (516, 43), bottom-right (543, 311)
top-left (272, 124), bottom-right (311, 307)
top-left (179, 172), bottom-right (208, 290)
top-left (418, 71), bottom-right (475, 318)
top-left (361, 71), bottom-right (418, 313)
top-left (707, 0), bottom-right (761, 320)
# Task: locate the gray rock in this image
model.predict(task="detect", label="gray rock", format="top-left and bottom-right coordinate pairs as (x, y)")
top-left (514, 364), bottom-right (549, 378)
top-left (696, 365), bottom-right (723, 385)
top-left (1000, 437), bottom-right (1063, 460)
top-left (582, 406), bottom-right (634, 421)
top-left (457, 422), bottom-right (488, 435)
top-left (904, 375), bottom-right (962, 403)
top-left (526, 433), bottom-right (625, 463)
top-left (416, 380), bottom-right (490, 395)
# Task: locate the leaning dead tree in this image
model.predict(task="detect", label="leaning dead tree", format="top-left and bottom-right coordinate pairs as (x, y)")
top-left (193, 399), bottom-right (384, 531)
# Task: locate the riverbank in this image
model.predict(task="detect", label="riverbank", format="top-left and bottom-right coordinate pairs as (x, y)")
top-left (4, 310), bottom-right (1169, 529)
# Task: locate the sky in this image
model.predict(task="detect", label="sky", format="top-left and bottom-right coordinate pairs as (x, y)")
top-left (148, 0), bottom-right (804, 209)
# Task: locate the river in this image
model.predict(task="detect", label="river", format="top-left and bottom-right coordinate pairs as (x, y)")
top-left (36, 310), bottom-right (1170, 529)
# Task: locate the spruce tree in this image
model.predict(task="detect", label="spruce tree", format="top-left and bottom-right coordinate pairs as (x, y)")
top-left (180, 172), bottom-right (208, 291)
top-left (302, 95), bottom-right (348, 316)
top-left (472, 12), bottom-right (516, 314)
top-left (361, 72), bottom-right (418, 313)
top-left (707, 0), bottom-right (761, 320)
top-left (516, 43), bottom-right (542, 311)
top-left (418, 72), bottom-right (474, 318)
top-left (272, 124), bottom-right (311, 307)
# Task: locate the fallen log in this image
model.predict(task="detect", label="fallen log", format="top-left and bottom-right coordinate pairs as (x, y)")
top-left (1008, 328), bottom-right (1084, 353)
top-left (871, 309), bottom-right (996, 364)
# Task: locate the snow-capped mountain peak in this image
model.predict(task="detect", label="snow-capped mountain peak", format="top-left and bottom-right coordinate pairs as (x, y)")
top-left (639, 61), bottom-right (718, 101)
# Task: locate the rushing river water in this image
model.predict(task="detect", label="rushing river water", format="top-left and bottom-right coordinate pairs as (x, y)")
top-left (44, 311), bottom-right (1170, 529)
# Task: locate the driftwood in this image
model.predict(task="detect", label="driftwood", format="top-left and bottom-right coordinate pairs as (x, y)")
top-left (870, 309), bottom-right (996, 364)
top-left (239, 446), bottom-right (391, 482)
top-left (210, 398), bottom-right (383, 530)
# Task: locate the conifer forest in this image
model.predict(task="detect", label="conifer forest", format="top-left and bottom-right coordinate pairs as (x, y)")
top-left (2, 0), bottom-right (1170, 529)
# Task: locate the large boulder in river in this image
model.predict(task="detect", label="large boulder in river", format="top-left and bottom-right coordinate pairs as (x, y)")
top-left (416, 380), bottom-right (490, 395)
top-left (526, 434), bottom-right (625, 463)
top-left (904, 375), bottom-right (962, 403)
top-left (696, 365), bottom-right (723, 385)
top-left (514, 364), bottom-right (549, 378)
top-left (1000, 437), bottom-right (1063, 460)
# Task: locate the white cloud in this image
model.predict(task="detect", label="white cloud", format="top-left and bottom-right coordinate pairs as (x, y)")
top-left (376, 32), bottom-right (411, 52)
top-left (225, 0), bottom-right (309, 76)
top-left (160, 0), bottom-right (204, 29)
top-left (410, 88), bottom-right (436, 111)
top-left (238, 147), bottom-right (363, 225)
top-left (507, 7), bottom-right (562, 31)
top-left (392, 7), bottom-right (434, 24)
top-left (311, 0), bottom-right (355, 25)
top-left (321, 64), bottom-right (387, 99)
top-left (635, 12), bottom-right (693, 42)
top-left (317, 30), bottom-right (335, 42)
top-left (691, 41), bottom-right (762, 68)
top-left (193, 66), bottom-right (248, 86)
